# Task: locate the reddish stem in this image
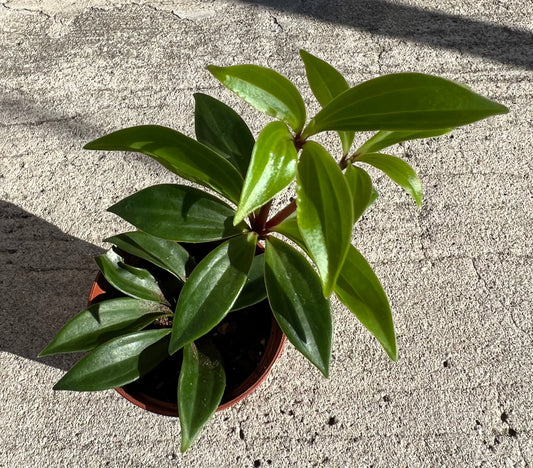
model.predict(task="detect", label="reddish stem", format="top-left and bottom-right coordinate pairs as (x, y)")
top-left (253, 200), bottom-right (273, 234)
top-left (265, 199), bottom-right (297, 230)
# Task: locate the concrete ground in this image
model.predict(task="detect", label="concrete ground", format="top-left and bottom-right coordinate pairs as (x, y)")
top-left (1, 0), bottom-right (531, 466)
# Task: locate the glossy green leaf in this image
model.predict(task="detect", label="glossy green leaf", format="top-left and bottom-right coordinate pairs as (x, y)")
top-left (335, 245), bottom-right (396, 360)
top-left (271, 213), bottom-right (306, 250)
top-left (265, 237), bottom-right (332, 377)
top-left (234, 121), bottom-right (298, 225)
top-left (84, 125), bottom-right (243, 203)
top-left (299, 49), bottom-right (354, 154)
top-left (297, 142), bottom-right (354, 296)
top-left (303, 73), bottom-right (508, 137)
top-left (108, 184), bottom-right (246, 242)
top-left (194, 93), bottom-right (255, 177)
top-left (178, 340), bottom-right (226, 452)
top-left (344, 165), bottom-right (373, 224)
top-left (95, 249), bottom-right (168, 304)
top-left (53, 329), bottom-right (171, 391)
top-left (207, 64), bottom-right (306, 132)
top-left (105, 231), bottom-right (190, 281)
top-left (357, 153), bottom-right (423, 207)
top-left (39, 298), bottom-right (171, 356)
top-left (356, 128), bottom-right (453, 155)
top-left (231, 254), bottom-right (267, 311)
top-left (169, 233), bottom-right (257, 354)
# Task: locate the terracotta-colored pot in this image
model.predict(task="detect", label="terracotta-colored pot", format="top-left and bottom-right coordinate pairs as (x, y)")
top-left (88, 272), bottom-right (286, 417)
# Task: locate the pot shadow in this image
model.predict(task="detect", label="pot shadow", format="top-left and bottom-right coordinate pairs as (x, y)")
top-left (240, 0), bottom-right (533, 70)
top-left (0, 201), bottom-right (104, 371)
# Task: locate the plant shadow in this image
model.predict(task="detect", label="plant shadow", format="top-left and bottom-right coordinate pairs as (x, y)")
top-left (0, 201), bottom-right (104, 371)
top-left (243, 0), bottom-right (533, 70)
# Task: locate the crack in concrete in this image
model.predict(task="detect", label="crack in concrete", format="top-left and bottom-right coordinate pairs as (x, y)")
top-left (1, 1), bottom-right (51, 19)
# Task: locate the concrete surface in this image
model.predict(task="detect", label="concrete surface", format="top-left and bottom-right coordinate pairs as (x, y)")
top-left (1, 0), bottom-right (532, 466)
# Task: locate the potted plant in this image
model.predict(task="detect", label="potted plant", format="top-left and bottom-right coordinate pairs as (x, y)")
top-left (39, 50), bottom-right (508, 451)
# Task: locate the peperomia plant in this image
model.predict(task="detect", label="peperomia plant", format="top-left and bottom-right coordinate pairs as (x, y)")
top-left (40, 50), bottom-right (508, 451)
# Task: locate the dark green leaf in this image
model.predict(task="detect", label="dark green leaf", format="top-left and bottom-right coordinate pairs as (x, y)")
top-left (335, 245), bottom-right (396, 360)
top-left (95, 249), bottom-right (168, 304)
top-left (344, 165), bottom-right (373, 224)
top-left (297, 142), bottom-right (353, 296)
top-left (39, 298), bottom-right (171, 356)
top-left (178, 340), bottom-right (226, 452)
top-left (207, 64), bottom-right (306, 133)
top-left (169, 233), bottom-right (257, 353)
top-left (53, 329), bottom-right (171, 391)
top-left (356, 128), bottom-right (453, 155)
top-left (105, 231), bottom-right (190, 281)
top-left (84, 125), bottom-right (243, 203)
top-left (357, 153), bottom-right (423, 207)
top-left (265, 237), bottom-right (332, 377)
top-left (108, 184), bottom-right (246, 242)
top-left (231, 254), bottom-right (267, 311)
top-left (303, 73), bottom-right (508, 137)
top-left (234, 121), bottom-right (298, 225)
top-left (299, 49), bottom-right (354, 154)
top-left (194, 93), bottom-right (255, 177)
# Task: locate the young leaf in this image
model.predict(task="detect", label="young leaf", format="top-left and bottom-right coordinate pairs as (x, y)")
top-left (95, 249), bottom-right (168, 304)
top-left (357, 153), bottom-right (423, 207)
top-left (194, 93), bottom-right (255, 177)
top-left (335, 245), bottom-right (396, 360)
top-left (108, 184), bottom-right (246, 242)
top-left (356, 128), bottom-right (453, 155)
top-left (207, 64), bottom-right (306, 133)
top-left (53, 329), bottom-right (171, 391)
top-left (105, 231), bottom-right (190, 281)
top-left (178, 341), bottom-right (226, 452)
top-left (344, 165), bottom-right (373, 224)
top-left (299, 49), bottom-right (354, 154)
top-left (271, 213), bottom-right (306, 250)
top-left (265, 237), bottom-right (332, 377)
top-left (297, 142), bottom-right (354, 296)
top-left (234, 121), bottom-right (298, 225)
top-left (84, 125), bottom-right (243, 204)
top-left (231, 254), bottom-right (267, 311)
top-left (39, 298), bottom-right (171, 356)
top-left (169, 233), bottom-right (257, 354)
top-left (302, 73), bottom-right (508, 137)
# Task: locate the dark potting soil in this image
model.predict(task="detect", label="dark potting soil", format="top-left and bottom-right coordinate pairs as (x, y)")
top-left (123, 300), bottom-right (271, 404)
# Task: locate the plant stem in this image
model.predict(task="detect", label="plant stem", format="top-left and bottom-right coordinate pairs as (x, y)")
top-left (265, 199), bottom-right (297, 230)
top-left (254, 200), bottom-right (273, 233)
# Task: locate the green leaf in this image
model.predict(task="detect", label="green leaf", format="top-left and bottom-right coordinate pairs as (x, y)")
top-left (303, 73), bottom-right (508, 137)
top-left (234, 121), bottom-right (298, 225)
top-left (231, 254), bottom-right (267, 311)
top-left (356, 128), bottom-right (453, 155)
top-left (271, 213), bottom-right (306, 250)
top-left (299, 49), bottom-right (354, 154)
top-left (39, 298), bottom-right (171, 356)
top-left (194, 93), bottom-right (255, 177)
top-left (335, 245), bottom-right (396, 360)
top-left (357, 153), bottom-right (423, 207)
top-left (265, 237), bottom-right (332, 377)
top-left (178, 340), bottom-right (226, 452)
top-left (169, 233), bottom-right (257, 354)
top-left (53, 329), bottom-right (171, 391)
top-left (95, 249), bottom-right (168, 304)
top-left (344, 165), bottom-right (373, 224)
top-left (105, 231), bottom-right (191, 281)
top-left (297, 142), bottom-right (354, 296)
top-left (108, 184), bottom-right (246, 242)
top-left (207, 64), bottom-right (306, 133)
top-left (84, 125), bottom-right (243, 204)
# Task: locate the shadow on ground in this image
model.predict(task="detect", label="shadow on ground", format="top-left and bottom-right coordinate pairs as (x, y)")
top-left (0, 201), bottom-right (104, 371)
top-left (240, 0), bottom-right (533, 70)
